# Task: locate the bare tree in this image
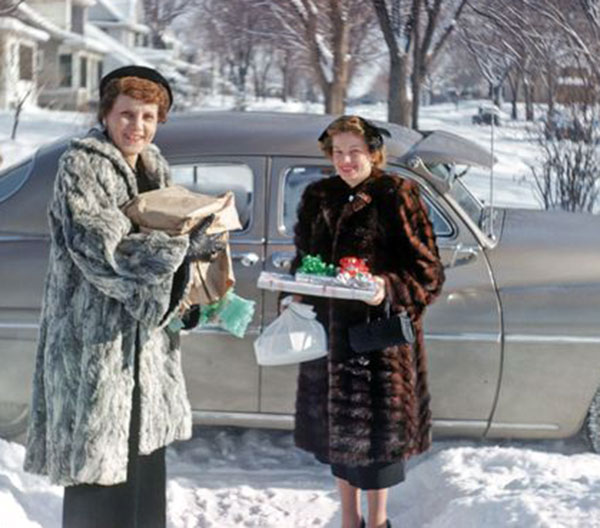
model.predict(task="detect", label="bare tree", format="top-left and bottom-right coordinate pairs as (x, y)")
top-left (371, 0), bottom-right (411, 125)
top-left (142, 0), bottom-right (200, 48)
top-left (10, 86), bottom-right (33, 140)
top-left (268, 0), bottom-right (378, 115)
top-left (196, 0), bottom-right (275, 109)
top-left (410, 0), bottom-right (468, 129)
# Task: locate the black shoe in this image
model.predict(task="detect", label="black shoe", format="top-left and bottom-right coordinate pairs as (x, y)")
top-left (361, 520), bottom-right (390, 528)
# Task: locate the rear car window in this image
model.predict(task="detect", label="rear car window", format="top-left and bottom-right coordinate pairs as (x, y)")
top-left (171, 163), bottom-right (254, 231)
top-left (0, 159), bottom-right (33, 204)
top-left (281, 165), bottom-right (453, 238)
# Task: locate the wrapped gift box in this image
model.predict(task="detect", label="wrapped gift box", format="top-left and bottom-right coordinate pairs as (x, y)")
top-left (257, 271), bottom-right (378, 302)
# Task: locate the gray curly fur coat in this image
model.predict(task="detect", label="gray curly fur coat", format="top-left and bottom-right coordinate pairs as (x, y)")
top-left (23, 129), bottom-right (193, 486)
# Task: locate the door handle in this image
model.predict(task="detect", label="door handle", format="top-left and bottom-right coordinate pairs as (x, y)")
top-left (271, 251), bottom-right (294, 270)
top-left (448, 244), bottom-right (479, 268)
top-left (231, 251), bottom-right (260, 267)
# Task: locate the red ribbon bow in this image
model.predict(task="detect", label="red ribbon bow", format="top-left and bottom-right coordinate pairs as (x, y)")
top-left (339, 257), bottom-right (370, 277)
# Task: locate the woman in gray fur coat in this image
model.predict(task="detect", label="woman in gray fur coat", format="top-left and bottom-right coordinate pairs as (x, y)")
top-left (23, 66), bottom-right (221, 528)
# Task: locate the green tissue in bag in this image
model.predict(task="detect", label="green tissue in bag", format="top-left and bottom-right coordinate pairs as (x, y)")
top-left (198, 289), bottom-right (255, 338)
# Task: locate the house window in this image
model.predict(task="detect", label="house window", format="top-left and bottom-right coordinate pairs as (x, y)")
top-left (59, 54), bottom-right (72, 87)
top-left (19, 45), bottom-right (34, 81)
top-left (97, 60), bottom-right (103, 87)
top-left (80, 57), bottom-right (88, 88)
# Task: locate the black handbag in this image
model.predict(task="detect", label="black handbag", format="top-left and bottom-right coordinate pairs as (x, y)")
top-left (348, 305), bottom-right (414, 354)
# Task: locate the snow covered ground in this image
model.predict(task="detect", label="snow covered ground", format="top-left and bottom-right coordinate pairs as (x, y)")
top-left (2, 429), bottom-right (600, 528)
top-left (2, 99), bottom-right (599, 527)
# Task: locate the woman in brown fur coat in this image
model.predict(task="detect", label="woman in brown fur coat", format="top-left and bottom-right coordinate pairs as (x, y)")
top-left (290, 116), bottom-right (445, 528)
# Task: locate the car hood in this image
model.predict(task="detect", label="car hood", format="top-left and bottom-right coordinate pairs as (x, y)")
top-left (487, 208), bottom-right (600, 288)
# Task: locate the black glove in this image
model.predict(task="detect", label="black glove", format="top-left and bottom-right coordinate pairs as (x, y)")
top-left (185, 215), bottom-right (227, 262)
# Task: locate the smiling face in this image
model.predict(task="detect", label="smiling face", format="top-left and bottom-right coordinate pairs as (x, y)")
top-left (331, 131), bottom-right (375, 188)
top-left (103, 94), bottom-right (159, 167)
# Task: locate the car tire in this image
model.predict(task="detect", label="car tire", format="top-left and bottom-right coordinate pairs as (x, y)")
top-left (0, 401), bottom-right (29, 441)
top-left (585, 386), bottom-right (600, 453)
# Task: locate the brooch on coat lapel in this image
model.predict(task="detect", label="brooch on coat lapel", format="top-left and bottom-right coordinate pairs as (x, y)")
top-left (347, 191), bottom-right (372, 212)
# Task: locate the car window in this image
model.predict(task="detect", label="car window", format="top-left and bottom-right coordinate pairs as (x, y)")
top-left (171, 162), bottom-right (254, 231)
top-left (0, 159), bottom-right (33, 205)
top-left (282, 166), bottom-right (334, 234)
top-left (281, 165), bottom-right (453, 238)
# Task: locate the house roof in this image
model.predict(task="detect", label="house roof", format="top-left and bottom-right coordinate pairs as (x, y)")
top-left (85, 23), bottom-right (151, 67)
top-left (0, 16), bottom-right (50, 41)
top-left (18, 3), bottom-right (108, 54)
top-left (89, 0), bottom-right (149, 33)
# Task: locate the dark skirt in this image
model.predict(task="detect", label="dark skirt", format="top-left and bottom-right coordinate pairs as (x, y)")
top-left (62, 326), bottom-right (166, 528)
top-left (331, 461), bottom-right (405, 490)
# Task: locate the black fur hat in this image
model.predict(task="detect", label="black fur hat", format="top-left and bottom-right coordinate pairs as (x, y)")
top-left (100, 65), bottom-right (173, 109)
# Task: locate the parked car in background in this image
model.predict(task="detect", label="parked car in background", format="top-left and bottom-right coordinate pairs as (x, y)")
top-left (472, 104), bottom-right (502, 126)
top-left (2, 112), bottom-right (600, 451)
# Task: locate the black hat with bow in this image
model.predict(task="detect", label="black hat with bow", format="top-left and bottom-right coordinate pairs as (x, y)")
top-left (99, 65), bottom-right (173, 110)
top-left (318, 116), bottom-right (391, 151)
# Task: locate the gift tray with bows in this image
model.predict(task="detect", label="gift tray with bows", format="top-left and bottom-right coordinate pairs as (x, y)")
top-left (257, 255), bottom-right (378, 302)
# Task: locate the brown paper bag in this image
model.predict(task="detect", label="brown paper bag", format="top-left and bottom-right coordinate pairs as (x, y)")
top-left (123, 185), bottom-right (242, 236)
top-left (123, 186), bottom-right (242, 307)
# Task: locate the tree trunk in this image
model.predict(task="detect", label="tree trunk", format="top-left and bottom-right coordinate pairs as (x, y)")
top-left (326, 0), bottom-right (349, 115)
top-left (546, 68), bottom-right (555, 116)
top-left (525, 82), bottom-right (535, 121)
top-left (508, 72), bottom-right (521, 120)
top-left (492, 83), bottom-right (502, 107)
top-left (325, 80), bottom-right (346, 115)
top-left (388, 54), bottom-right (410, 126)
top-left (411, 74), bottom-right (422, 129)
top-left (410, 0), bottom-right (422, 130)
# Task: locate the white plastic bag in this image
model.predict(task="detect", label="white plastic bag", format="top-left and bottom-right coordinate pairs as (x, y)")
top-left (253, 302), bottom-right (327, 366)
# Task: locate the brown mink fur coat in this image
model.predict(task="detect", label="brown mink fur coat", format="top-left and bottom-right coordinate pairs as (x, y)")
top-left (291, 169), bottom-right (445, 466)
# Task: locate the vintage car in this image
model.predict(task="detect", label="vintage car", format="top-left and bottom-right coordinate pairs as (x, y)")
top-left (1, 111), bottom-right (600, 451)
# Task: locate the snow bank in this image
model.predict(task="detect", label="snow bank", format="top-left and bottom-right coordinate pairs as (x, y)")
top-left (2, 430), bottom-right (599, 528)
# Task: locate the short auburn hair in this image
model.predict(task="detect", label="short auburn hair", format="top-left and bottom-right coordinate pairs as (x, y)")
top-left (318, 115), bottom-right (387, 169)
top-left (98, 76), bottom-right (170, 123)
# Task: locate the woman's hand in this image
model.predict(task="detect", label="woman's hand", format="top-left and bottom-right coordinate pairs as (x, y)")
top-left (280, 294), bottom-right (303, 311)
top-left (186, 215), bottom-right (227, 262)
top-left (364, 275), bottom-right (386, 306)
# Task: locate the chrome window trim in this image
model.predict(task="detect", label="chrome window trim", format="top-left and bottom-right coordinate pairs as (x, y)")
top-left (0, 235), bottom-right (49, 242)
top-left (425, 332), bottom-right (501, 343)
top-left (433, 420), bottom-right (488, 430)
top-left (505, 334), bottom-right (600, 344)
top-left (0, 322), bottom-right (40, 329)
top-left (487, 422), bottom-right (560, 431)
top-left (7, 323), bottom-right (596, 347)
top-left (192, 410), bottom-right (294, 430)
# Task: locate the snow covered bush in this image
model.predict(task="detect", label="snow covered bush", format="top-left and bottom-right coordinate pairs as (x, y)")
top-left (530, 109), bottom-right (600, 213)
